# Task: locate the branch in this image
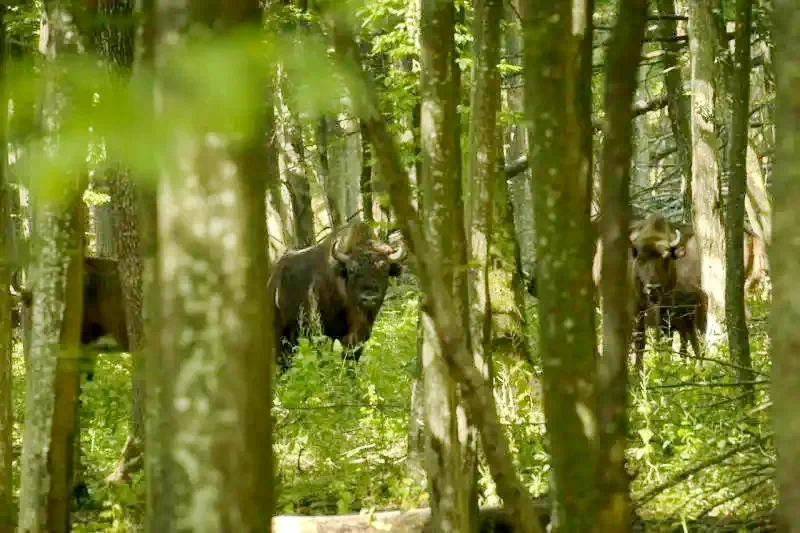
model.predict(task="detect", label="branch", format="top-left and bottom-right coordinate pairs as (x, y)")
top-left (636, 436), bottom-right (770, 506)
top-left (505, 96), bottom-right (669, 179)
top-left (647, 379), bottom-right (769, 390)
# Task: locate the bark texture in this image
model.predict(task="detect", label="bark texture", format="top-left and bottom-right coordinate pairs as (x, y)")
top-left (521, 0), bottom-right (599, 530)
top-left (656, 0), bottom-right (693, 221)
top-left (419, 0), bottom-right (477, 529)
top-left (724, 0), bottom-right (753, 403)
top-left (153, 1), bottom-right (273, 529)
top-left (770, 0), bottom-right (800, 529)
top-left (689, 0), bottom-right (727, 337)
top-left (596, 1), bottom-right (646, 531)
top-left (17, 3), bottom-right (86, 531)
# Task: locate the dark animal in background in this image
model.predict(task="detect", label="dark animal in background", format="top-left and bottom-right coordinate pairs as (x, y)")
top-left (13, 256), bottom-right (129, 353)
top-left (269, 220), bottom-right (406, 371)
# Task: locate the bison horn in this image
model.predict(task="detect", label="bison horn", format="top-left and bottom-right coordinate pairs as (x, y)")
top-left (333, 238), bottom-right (350, 263)
top-left (388, 242), bottom-right (407, 262)
top-left (669, 229), bottom-right (681, 248)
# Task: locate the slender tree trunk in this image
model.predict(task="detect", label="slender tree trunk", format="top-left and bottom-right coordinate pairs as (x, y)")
top-left (360, 122), bottom-right (374, 224)
top-left (317, 116), bottom-right (342, 228)
top-left (279, 94), bottom-right (314, 247)
top-left (522, 0), bottom-right (599, 531)
top-left (323, 9), bottom-right (544, 532)
top-left (503, 0), bottom-right (535, 279)
top-left (153, 1), bottom-right (273, 528)
top-left (656, 0), bottom-right (693, 222)
top-left (596, 1), bottom-right (646, 531)
top-left (133, 0), bottom-right (169, 529)
top-left (770, 0), bottom-right (800, 530)
top-left (0, 7), bottom-right (11, 530)
top-left (419, 0), bottom-right (478, 530)
top-left (689, 0), bottom-right (727, 338)
top-left (725, 0), bottom-right (754, 404)
top-left (17, 3), bottom-right (87, 531)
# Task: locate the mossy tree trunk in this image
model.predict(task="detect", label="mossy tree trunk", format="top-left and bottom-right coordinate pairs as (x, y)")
top-left (596, 0), bottom-right (647, 531)
top-left (419, 0), bottom-right (478, 530)
top-left (152, 0), bottom-right (273, 528)
top-left (689, 0), bottom-right (727, 338)
top-left (725, 0), bottom-right (754, 404)
top-left (770, 0), bottom-right (800, 530)
top-left (17, 2), bottom-right (87, 531)
top-left (521, 0), bottom-right (599, 530)
top-left (0, 7), bottom-right (11, 531)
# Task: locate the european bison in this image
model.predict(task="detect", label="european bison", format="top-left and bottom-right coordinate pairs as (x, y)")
top-left (12, 256), bottom-right (129, 353)
top-left (268, 221), bottom-right (406, 371)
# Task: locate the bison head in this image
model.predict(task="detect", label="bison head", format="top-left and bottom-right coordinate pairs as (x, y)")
top-left (629, 215), bottom-right (685, 304)
top-left (330, 222), bottom-right (406, 315)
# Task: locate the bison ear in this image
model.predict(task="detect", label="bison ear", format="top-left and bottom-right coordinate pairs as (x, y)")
top-left (671, 246), bottom-right (686, 259)
top-left (389, 262), bottom-right (402, 277)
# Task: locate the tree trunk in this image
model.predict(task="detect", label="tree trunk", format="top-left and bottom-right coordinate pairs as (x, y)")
top-left (17, 3), bottom-right (87, 531)
top-left (725, 0), bottom-right (754, 404)
top-left (279, 93), bottom-right (314, 247)
top-left (596, 0), bottom-right (646, 531)
top-left (360, 122), bottom-right (374, 224)
top-left (419, 0), bottom-right (478, 530)
top-left (503, 0), bottom-right (535, 279)
top-left (522, 0), bottom-right (599, 531)
top-left (0, 7), bottom-right (11, 530)
top-left (466, 0), bottom-right (502, 373)
top-left (770, 0), bottom-right (800, 530)
top-left (689, 0), bottom-right (727, 338)
top-left (317, 116), bottom-right (342, 228)
top-left (656, 0), bottom-right (693, 222)
top-left (322, 9), bottom-right (544, 532)
top-left (153, 1), bottom-right (273, 528)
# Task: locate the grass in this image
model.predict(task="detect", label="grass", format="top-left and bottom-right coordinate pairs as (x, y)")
top-left (7, 278), bottom-right (776, 531)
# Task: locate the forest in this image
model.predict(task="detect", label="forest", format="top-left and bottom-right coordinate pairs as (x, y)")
top-left (0, 0), bottom-right (798, 531)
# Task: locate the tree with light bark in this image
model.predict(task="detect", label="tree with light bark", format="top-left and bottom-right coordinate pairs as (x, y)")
top-left (148, 0), bottom-right (274, 529)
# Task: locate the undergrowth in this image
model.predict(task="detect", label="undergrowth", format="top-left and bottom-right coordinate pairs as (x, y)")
top-left (7, 279), bottom-right (776, 531)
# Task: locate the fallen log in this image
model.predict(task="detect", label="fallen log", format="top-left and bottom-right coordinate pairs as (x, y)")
top-left (272, 504), bottom-right (551, 533)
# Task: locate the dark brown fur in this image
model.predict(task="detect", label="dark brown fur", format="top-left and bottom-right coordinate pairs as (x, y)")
top-left (269, 221), bottom-right (404, 371)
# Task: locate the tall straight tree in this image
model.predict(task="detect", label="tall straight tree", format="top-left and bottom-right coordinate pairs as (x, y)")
top-left (321, 5), bottom-right (544, 532)
top-left (688, 0), bottom-right (726, 337)
top-left (596, 0), bottom-right (647, 531)
top-left (418, 0), bottom-right (478, 530)
top-left (152, 1), bottom-right (273, 529)
top-left (770, 0), bottom-right (800, 529)
top-left (724, 0), bottom-right (754, 403)
top-left (0, 6), bottom-right (11, 532)
top-left (656, 0), bottom-right (692, 221)
top-left (521, 0), bottom-right (599, 530)
top-left (17, 2), bottom-right (87, 531)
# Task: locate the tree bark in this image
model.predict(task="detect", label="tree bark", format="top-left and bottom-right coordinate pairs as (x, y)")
top-left (279, 92), bottom-right (314, 247)
top-left (656, 0), bottom-right (693, 222)
top-left (360, 122), bottom-right (374, 224)
top-left (17, 3), bottom-right (87, 531)
top-left (522, 0), bottom-right (599, 531)
top-left (725, 0), bottom-right (754, 404)
top-left (153, 1), bottom-right (273, 529)
top-left (419, 0), bottom-right (478, 530)
top-left (596, 1), bottom-right (646, 531)
top-left (317, 116), bottom-right (342, 228)
top-left (322, 9), bottom-right (544, 532)
top-left (770, 0), bottom-right (800, 530)
top-left (688, 0), bottom-right (727, 338)
top-left (0, 7), bottom-right (11, 531)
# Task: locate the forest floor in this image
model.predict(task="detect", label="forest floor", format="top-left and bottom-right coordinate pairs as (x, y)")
top-left (8, 278), bottom-right (775, 532)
